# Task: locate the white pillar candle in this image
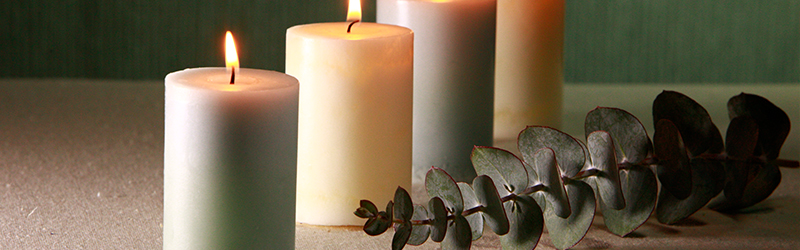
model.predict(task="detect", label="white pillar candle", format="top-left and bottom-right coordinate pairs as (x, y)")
top-left (493, 0), bottom-right (565, 143)
top-left (377, 0), bottom-right (497, 183)
top-left (286, 8), bottom-right (413, 225)
top-left (164, 33), bottom-right (299, 249)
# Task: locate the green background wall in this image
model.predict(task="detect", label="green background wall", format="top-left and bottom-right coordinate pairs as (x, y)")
top-left (2, 0), bottom-right (798, 82)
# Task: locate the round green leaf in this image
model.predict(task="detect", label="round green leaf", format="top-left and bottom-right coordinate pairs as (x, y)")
top-left (725, 117), bottom-right (759, 159)
top-left (392, 222), bottom-right (412, 250)
top-left (600, 166), bottom-right (657, 236)
top-left (471, 146), bottom-right (529, 196)
top-left (585, 107), bottom-right (653, 164)
top-left (727, 92), bottom-right (790, 160)
top-left (587, 131), bottom-right (625, 210)
top-left (473, 175), bottom-right (510, 235)
top-left (386, 201), bottom-right (394, 226)
top-left (653, 90), bottom-right (724, 156)
top-left (426, 167), bottom-right (464, 213)
top-left (407, 204), bottom-right (430, 246)
top-left (364, 201), bottom-right (393, 236)
top-left (442, 215), bottom-right (472, 250)
top-left (499, 195), bottom-right (544, 250)
top-left (428, 197), bottom-right (448, 243)
top-left (656, 158), bottom-right (725, 224)
top-left (519, 126), bottom-right (586, 177)
top-left (363, 216), bottom-right (390, 236)
top-left (532, 148), bottom-right (571, 218)
top-left (654, 119), bottom-right (693, 200)
top-left (393, 187), bottom-right (414, 222)
top-left (457, 182), bottom-right (484, 241)
top-left (709, 163), bottom-right (782, 211)
top-left (355, 199), bottom-right (378, 218)
top-left (723, 117), bottom-right (759, 201)
top-left (535, 181), bottom-right (596, 250)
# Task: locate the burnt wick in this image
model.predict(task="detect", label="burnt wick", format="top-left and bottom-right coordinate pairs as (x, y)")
top-left (347, 20), bottom-right (360, 33)
top-left (230, 67), bottom-right (236, 84)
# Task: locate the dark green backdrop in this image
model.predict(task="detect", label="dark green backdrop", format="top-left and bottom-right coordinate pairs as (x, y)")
top-left (2, 0), bottom-right (798, 82)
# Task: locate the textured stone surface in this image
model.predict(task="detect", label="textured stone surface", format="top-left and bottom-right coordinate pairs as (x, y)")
top-left (1, 79), bottom-right (798, 249)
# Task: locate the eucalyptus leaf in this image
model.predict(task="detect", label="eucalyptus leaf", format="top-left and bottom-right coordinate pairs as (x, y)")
top-left (394, 187), bottom-right (414, 222)
top-left (473, 175), bottom-right (510, 235)
top-left (392, 222), bottom-right (412, 250)
top-left (535, 181), bottom-right (596, 250)
top-left (532, 148), bottom-right (571, 218)
top-left (656, 158), bottom-right (725, 224)
top-left (600, 166), bottom-right (658, 236)
top-left (519, 126), bottom-right (586, 177)
top-left (442, 215), bottom-right (472, 250)
top-left (723, 117), bottom-right (759, 201)
top-left (587, 131), bottom-right (625, 210)
top-left (653, 119), bottom-right (693, 200)
top-left (355, 200), bottom-right (378, 218)
top-left (457, 182), bottom-right (484, 241)
top-left (585, 107), bottom-right (653, 164)
top-left (471, 146), bottom-right (529, 196)
top-left (500, 195), bottom-right (544, 250)
top-left (407, 205), bottom-right (431, 246)
top-left (653, 90), bottom-right (724, 156)
top-left (426, 167), bottom-right (464, 213)
top-left (364, 210), bottom-right (392, 236)
top-left (428, 197), bottom-right (448, 243)
top-left (386, 201), bottom-right (394, 224)
top-left (709, 163), bottom-right (781, 211)
top-left (728, 93), bottom-right (790, 160)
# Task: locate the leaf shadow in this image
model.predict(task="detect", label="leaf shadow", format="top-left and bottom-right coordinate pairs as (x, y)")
top-left (571, 237), bottom-right (613, 249)
top-left (715, 196), bottom-right (787, 221)
top-left (669, 217), bottom-right (707, 227)
top-left (622, 232), bottom-right (647, 238)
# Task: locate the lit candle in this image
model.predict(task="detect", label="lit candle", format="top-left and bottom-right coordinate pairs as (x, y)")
top-left (163, 31), bottom-right (299, 249)
top-left (287, 0), bottom-right (413, 226)
top-left (493, 0), bottom-right (565, 143)
top-left (377, 0), bottom-right (497, 182)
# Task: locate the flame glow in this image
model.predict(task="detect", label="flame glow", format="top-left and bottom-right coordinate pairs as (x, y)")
top-left (347, 0), bottom-right (361, 22)
top-left (225, 31), bottom-right (239, 73)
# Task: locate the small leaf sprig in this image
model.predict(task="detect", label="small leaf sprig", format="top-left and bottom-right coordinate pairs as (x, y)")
top-left (354, 91), bottom-right (798, 250)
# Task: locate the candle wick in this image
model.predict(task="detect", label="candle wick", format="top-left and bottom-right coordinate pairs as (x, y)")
top-left (347, 20), bottom-right (360, 33)
top-left (230, 67), bottom-right (236, 84)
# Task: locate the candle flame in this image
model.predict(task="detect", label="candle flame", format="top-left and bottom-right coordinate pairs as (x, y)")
top-left (225, 31), bottom-right (239, 74)
top-left (347, 0), bottom-right (361, 22)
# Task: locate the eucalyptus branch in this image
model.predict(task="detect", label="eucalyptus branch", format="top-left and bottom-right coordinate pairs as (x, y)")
top-left (354, 91), bottom-right (794, 250)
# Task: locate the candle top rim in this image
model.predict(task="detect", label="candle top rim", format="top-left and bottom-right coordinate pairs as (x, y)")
top-left (287, 22), bottom-right (412, 41)
top-left (165, 67), bottom-right (298, 92)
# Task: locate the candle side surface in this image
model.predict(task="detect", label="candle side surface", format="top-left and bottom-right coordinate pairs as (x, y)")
top-left (287, 22), bottom-right (413, 226)
top-left (378, 0), bottom-right (497, 183)
top-left (493, 0), bottom-right (565, 144)
top-left (164, 68), bottom-right (299, 250)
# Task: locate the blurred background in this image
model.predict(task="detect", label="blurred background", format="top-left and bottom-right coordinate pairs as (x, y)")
top-left (1, 0), bottom-right (798, 82)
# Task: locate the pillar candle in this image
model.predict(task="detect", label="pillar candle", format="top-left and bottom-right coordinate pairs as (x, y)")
top-left (493, 0), bottom-right (565, 144)
top-left (286, 20), bottom-right (413, 225)
top-left (163, 33), bottom-right (299, 249)
top-left (377, 0), bottom-right (497, 183)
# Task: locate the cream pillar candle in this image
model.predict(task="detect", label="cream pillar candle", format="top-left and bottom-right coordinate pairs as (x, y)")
top-left (164, 32), bottom-right (299, 250)
top-left (287, 3), bottom-right (413, 226)
top-left (377, 0), bottom-right (497, 183)
top-left (493, 0), bottom-right (565, 144)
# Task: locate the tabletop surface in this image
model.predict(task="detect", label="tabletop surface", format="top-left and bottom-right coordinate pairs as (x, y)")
top-left (1, 79), bottom-right (798, 249)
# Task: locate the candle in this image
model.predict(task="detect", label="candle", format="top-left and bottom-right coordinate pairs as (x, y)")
top-left (287, 0), bottom-right (413, 226)
top-left (377, 0), bottom-right (497, 183)
top-left (163, 32), bottom-right (299, 249)
top-left (493, 0), bottom-right (565, 143)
